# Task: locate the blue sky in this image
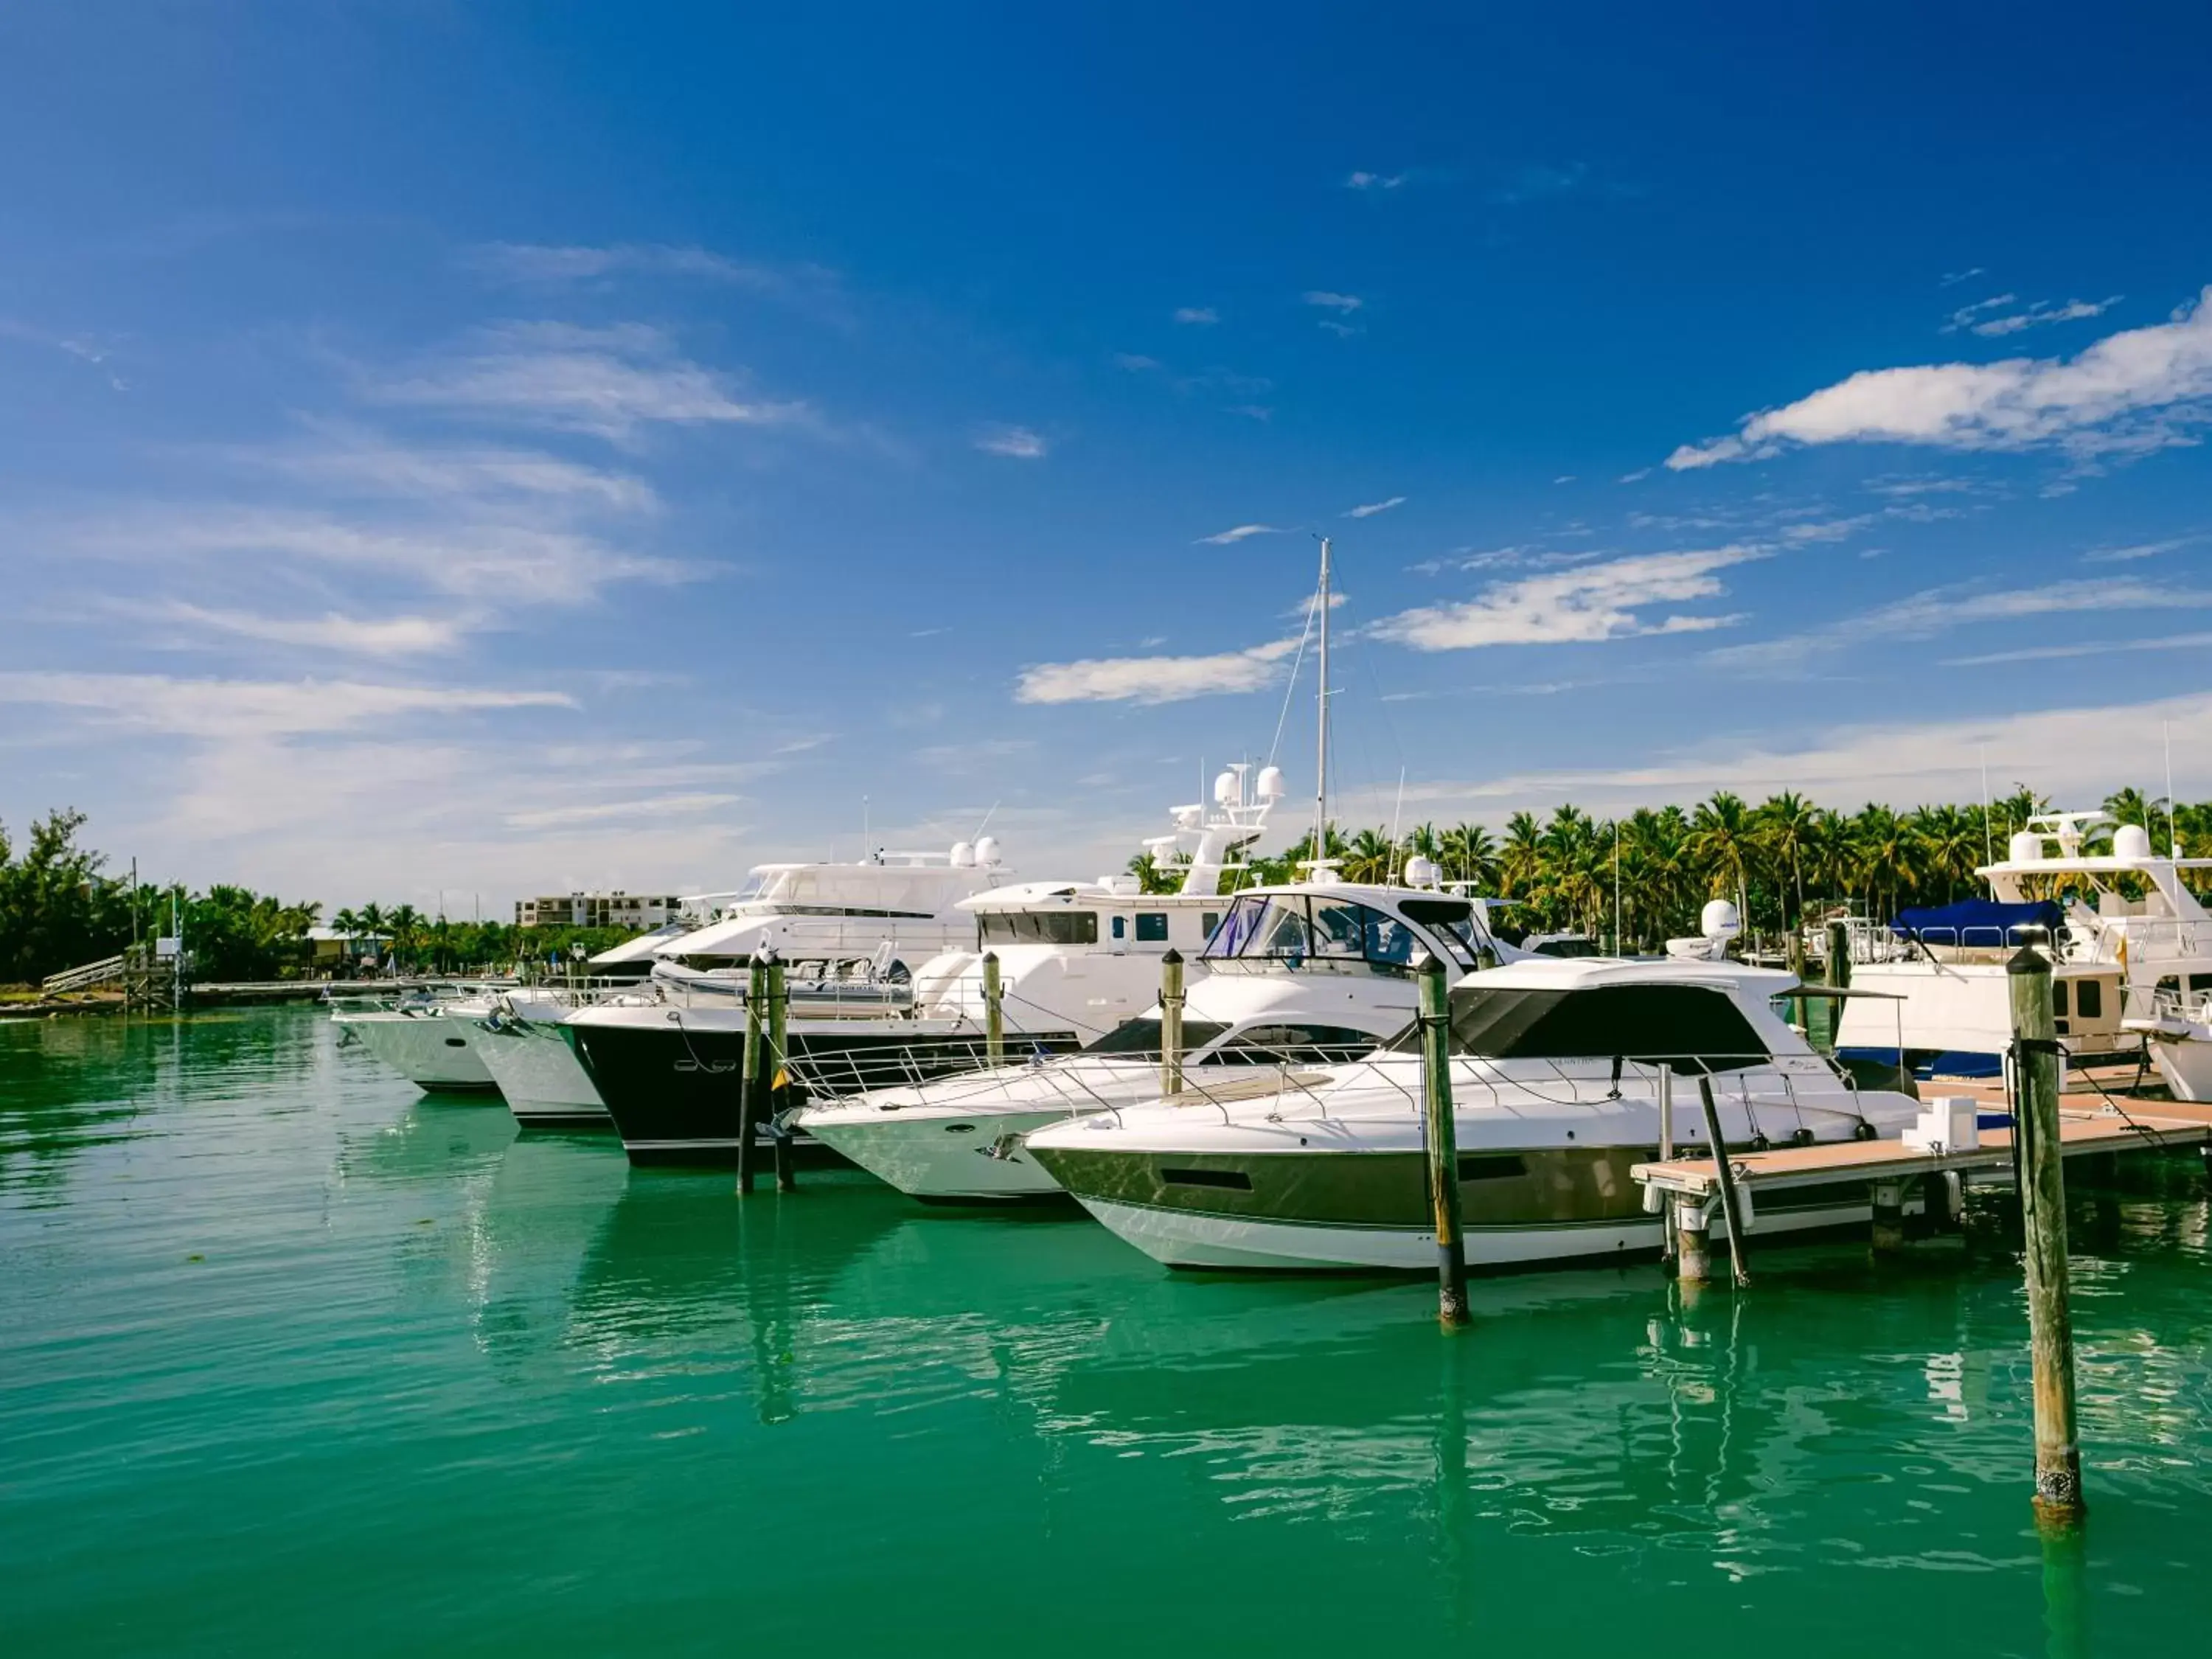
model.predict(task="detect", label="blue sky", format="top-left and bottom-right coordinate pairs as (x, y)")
top-left (4, 4), bottom-right (2211, 908)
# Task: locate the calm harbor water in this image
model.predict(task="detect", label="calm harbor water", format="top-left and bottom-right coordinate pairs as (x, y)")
top-left (4, 1007), bottom-right (2208, 1657)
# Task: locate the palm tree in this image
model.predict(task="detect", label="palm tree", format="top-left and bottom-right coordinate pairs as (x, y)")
top-left (1689, 792), bottom-right (1756, 933)
top-left (386, 904), bottom-right (424, 970)
top-left (1439, 822), bottom-right (1500, 893)
top-left (1755, 791), bottom-right (1818, 931)
top-left (1499, 811), bottom-right (1545, 904)
top-left (1343, 827), bottom-right (1395, 885)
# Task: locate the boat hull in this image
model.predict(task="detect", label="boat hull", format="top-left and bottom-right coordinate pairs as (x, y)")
top-left (568, 1019), bottom-right (1080, 1166)
top-left (472, 1018), bottom-right (612, 1128)
top-left (1029, 1144), bottom-right (1892, 1273)
top-left (801, 1108), bottom-right (1079, 1199)
top-left (335, 1011), bottom-right (499, 1091)
top-left (2142, 1025), bottom-right (2212, 1102)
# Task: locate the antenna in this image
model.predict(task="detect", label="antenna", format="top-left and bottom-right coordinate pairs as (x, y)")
top-left (1314, 535), bottom-right (1331, 868)
top-left (2166, 720), bottom-right (2181, 858)
top-left (1387, 767), bottom-right (1406, 884)
top-left (1979, 745), bottom-right (1993, 866)
top-left (972, 800), bottom-right (1001, 840)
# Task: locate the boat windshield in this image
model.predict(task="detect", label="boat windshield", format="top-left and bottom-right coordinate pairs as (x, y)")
top-left (1397, 897), bottom-right (1484, 967)
top-left (1391, 982), bottom-right (1770, 1072)
top-left (1082, 1018), bottom-right (1230, 1056)
top-left (1202, 894), bottom-right (1422, 970)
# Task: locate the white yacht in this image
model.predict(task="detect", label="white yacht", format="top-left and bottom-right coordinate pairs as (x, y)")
top-left (1834, 813), bottom-right (2212, 1095)
top-left (1026, 956), bottom-right (1926, 1273)
top-left (331, 986), bottom-right (504, 1092)
top-left (797, 872), bottom-right (1519, 1199)
top-left (567, 770), bottom-right (1284, 1166)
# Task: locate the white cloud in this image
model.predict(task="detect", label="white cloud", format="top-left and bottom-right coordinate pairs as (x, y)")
top-left (1173, 307), bottom-right (1218, 325)
top-left (2082, 534), bottom-right (2199, 563)
top-left (1113, 352), bottom-right (1163, 372)
top-left (1015, 638), bottom-right (1301, 705)
top-left (147, 603), bottom-right (469, 657)
top-left (974, 424), bottom-right (1048, 459)
top-left (1371, 546), bottom-right (1764, 651)
top-left (1343, 495), bottom-right (1405, 518)
top-left (460, 243), bottom-right (826, 293)
top-left (1668, 285), bottom-right (2212, 469)
top-left (1941, 630), bottom-right (2212, 667)
top-left (366, 321), bottom-right (804, 444)
top-left (505, 791), bottom-right (744, 829)
top-left (0, 671), bottom-right (571, 740)
top-left (1302, 291), bottom-right (1364, 313)
top-left (1707, 577), bottom-right (2212, 669)
top-left (1345, 171), bottom-right (1407, 191)
top-left (242, 429), bottom-right (658, 512)
top-left (1964, 296), bottom-right (2121, 338)
top-left (1940, 268), bottom-right (1986, 288)
top-left (1394, 691), bottom-right (2212, 822)
top-left (1196, 523), bottom-right (1283, 545)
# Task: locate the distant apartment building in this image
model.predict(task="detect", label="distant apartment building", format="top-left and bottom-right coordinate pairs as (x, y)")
top-left (515, 891), bottom-right (684, 930)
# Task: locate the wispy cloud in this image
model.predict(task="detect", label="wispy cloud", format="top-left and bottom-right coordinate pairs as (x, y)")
top-left (1946, 293), bottom-right (2121, 338)
top-left (1941, 630), bottom-right (2212, 667)
top-left (505, 791), bottom-right (743, 829)
top-left (0, 319), bottom-right (129, 390)
top-left (1173, 307), bottom-right (1218, 326)
top-left (239, 427), bottom-right (658, 512)
top-left (1015, 638), bottom-right (1301, 705)
top-left (1940, 268), bottom-right (1986, 288)
top-left (1113, 352), bottom-right (1163, 372)
top-left (1490, 161), bottom-right (1590, 205)
top-left (2083, 534), bottom-right (2201, 563)
top-left (1668, 285), bottom-right (2212, 469)
top-left (1708, 577), bottom-right (2212, 670)
top-left (1196, 523), bottom-right (1283, 545)
top-left (1343, 495), bottom-right (1405, 519)
top-left (1372, 546), bottom-right (1764, 651)
top-left (365, 321), bottom-right (805, 445)
top-left (141, 602), bottom-right (469, 657)
top-left (0, 671), bottom-right (571, 740)
top-left (1303, 291), bottom-right (1364, 313)
top-left (974, 424), bottom-right (1048, 459)
top-left (1345, 171), bottom-right (1408, 191)
top-left (460, 242), bottom-right (830, 295)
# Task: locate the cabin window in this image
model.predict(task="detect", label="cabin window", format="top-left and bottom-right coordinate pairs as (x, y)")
top-left (1082, 1018), bottom-right (1228, 1056)
top-left (1111, 916), bottom-right (1126, 942)
top-left (1135, 912), bottom-right (1169, 942)
top-left (1211, 1024), bottom-right (1380, 1065)
top-left (1201, 912), bottom-right (1220, 942)
top-left (2074, 979), bottom-right (2104, 1020)
top-left (2051, 980), bottom-right (2069, 1018)
top-left (978, 911), bottom-right (1099, 945)
top-left (2190, 973), bottom-right (2212, 994)
top-left (1161, 1167), bottom-right (1252, 1191)
top-left (1403, 983), bottom-right (1771, 1073)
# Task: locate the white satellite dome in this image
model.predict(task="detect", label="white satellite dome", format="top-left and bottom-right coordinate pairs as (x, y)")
top-left (974, 835), bottom-right (1002, 867)
top-left (1214, 769), bottom-right (1239, 804)
top-left (1255, 765), bottom-right (1286, 801)
top-left (2008, 829), bottom-right (2044, 863)
top-left (1403, 855), bottom-right (1442, 890)
top-left (949, 841), bottom-right (976, 868)
top-left (2112, 822), bottom-right (2153, 862)
top-left (1700, 898), bottom-right (1741, 940)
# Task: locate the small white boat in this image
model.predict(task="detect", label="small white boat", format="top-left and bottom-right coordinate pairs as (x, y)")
top-left (331, 990), bottom-right (501, 1092)
top-left (1026, 956), bottom-right (1924, 1273)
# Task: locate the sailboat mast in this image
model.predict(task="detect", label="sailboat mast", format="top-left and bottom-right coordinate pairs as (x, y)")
top-left (1314, 535), bottom-right (1331, 868)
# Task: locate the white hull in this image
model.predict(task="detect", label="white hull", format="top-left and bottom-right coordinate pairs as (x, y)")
top-left (2141, 1026), bottom-right (2212, 1102)
top-left (804, 1108), bottom-right (1078, 1198)
top-left (473, 1020), bottom-right (610, 1127)
top-left (1075, 1192), bottom-right (1885, 1273)
top-left (335, 1010), bottom-right (498, 1091)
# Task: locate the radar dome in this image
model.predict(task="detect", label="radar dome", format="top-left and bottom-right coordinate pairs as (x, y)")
top-left (1214, 770), bottom-right (1238, 805)
top-left (948, 841), bottom-right (976, 868)
top-left (974, 835), bottom-right (1002, 867)
top-left (2008, 830), bottom-right (2044, 863)
top-left (1255, 766), bottom-right (1286, 801)
top-left (1403, 855), bottom-right (1442, 890)
top-left (1700, 898), bottom-right (1741, 939)
top-left (2112, 822), bottom-right (2153, 862)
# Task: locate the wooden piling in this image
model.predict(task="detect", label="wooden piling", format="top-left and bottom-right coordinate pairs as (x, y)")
top-left (1695, 1074), bottom-right (1752, 1288)
top-left (1417, 952), bottom-right (1470, 1327)
top-left (1159, 947), bottom-right (1186, 1097)
top-left (1825, 919), bottom-right (1851, 992)
top-left (981, 950), bottom-right (1004, 1068)
top-left (735, 950), bottom-right (768, 1195)
top-left (1869, 1180), bottom-right (1907, 1254)
top-left (766, 951), bottom-right (794, 1192)
top-left (2008, 945), bottom-right (2084, 1524)
top-left (1674, 1201), bottom-right (1712, 1284)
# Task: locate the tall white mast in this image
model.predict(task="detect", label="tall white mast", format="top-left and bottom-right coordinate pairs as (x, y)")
top-left (1313, 535), bottom-right (1331, 868)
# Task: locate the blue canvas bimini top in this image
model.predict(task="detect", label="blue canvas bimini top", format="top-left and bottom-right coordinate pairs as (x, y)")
top-left (1889, 899), bottom-right (2063, 946)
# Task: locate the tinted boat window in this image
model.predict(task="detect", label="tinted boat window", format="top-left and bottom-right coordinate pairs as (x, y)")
top-left (1135, 912), bottom-right (1169, 942)
top-left (1399, 898), bottom-right (1482, 967)
top-left (1211, 1023), bottom-right (1381, 1065)
top-left (979, 911), bottom-right (1100, 945)
top-left (1408, 983), bottom-right (1770, 1071)
top-left (1082, 1018), bottom-right (1229, 1056)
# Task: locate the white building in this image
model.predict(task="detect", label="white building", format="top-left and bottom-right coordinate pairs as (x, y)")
top-left (515, 891), bottom-right (685, 930)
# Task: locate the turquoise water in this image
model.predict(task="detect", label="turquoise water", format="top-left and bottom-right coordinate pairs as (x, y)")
top-left (4, 1007), bottom-right (2208, 1657)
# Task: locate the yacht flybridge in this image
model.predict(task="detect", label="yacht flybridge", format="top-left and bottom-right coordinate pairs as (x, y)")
top-left (796, 876), bottom-right (1520, 1199)
top-left (1025, 956), bottom-right (1927, 1273)
top-left (1834, 813), bottom-right (2212, 1096)
top-left (566, 769), bottom-right (1288, 1166)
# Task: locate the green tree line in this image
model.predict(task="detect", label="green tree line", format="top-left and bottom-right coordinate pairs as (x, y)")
top-left (1128, 787), bottom-right (2212, 950)
top-left (0, 810), bottom-right (633, 987)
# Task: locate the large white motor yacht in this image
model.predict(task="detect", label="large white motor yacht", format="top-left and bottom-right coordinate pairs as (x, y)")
top-left (331, 987), bottom-right (504, 1092)
top-left (567, 770), bottom-right (1284, 1165)
top-left (1026, 956), bottom-right (1925, 1273)
top-left (1834, 813), bottom-right (2212, 1096)
top-left (797, 872), bottom-right (1518, 1199)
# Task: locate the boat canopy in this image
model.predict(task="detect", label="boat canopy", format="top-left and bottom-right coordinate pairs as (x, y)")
top-left (1890, 899), bottom-right (2062, 947)
top-left (1402, 982), bottom-right (1770, 1071)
